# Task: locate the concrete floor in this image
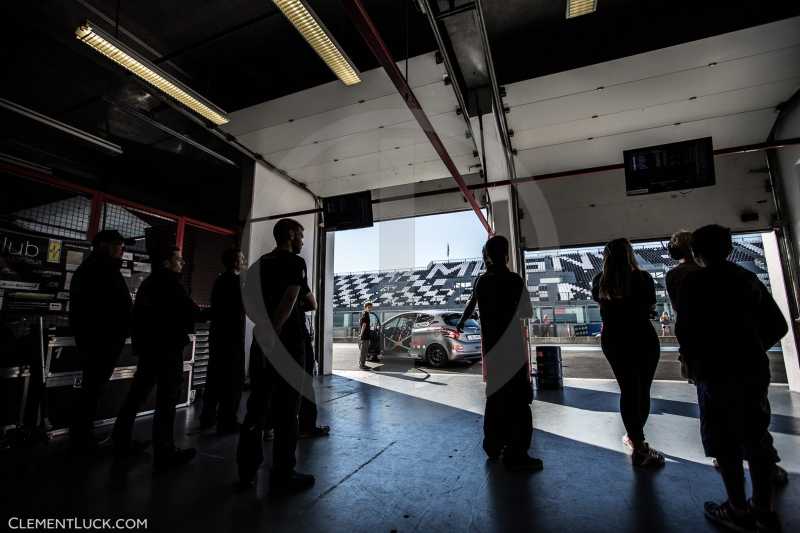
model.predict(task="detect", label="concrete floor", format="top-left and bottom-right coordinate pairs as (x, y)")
top-left (333, 343), bottom-right (790, 383)
top-left (2, 371), bottom-right (798, 532)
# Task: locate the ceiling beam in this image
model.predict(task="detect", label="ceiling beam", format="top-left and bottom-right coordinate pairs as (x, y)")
top-left (341, 0), bottom-right (493, 235)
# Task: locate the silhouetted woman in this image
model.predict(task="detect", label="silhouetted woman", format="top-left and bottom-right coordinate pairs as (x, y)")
top-left (591, 238), bottom-right (664, 468)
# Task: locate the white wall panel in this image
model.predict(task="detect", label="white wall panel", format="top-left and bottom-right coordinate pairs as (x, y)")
top-left (517, 151), bottom-right (772, 250)
top-left (514, 109), bottom-right (777, 178)
top-left (511, 79), bottom-right (797, 150)
top-left (224, 53), bottom-right (446, 135)
top-left (504, 17), bottom-right (800, 107)
top-left (307, 152), bottom-right (478, 197)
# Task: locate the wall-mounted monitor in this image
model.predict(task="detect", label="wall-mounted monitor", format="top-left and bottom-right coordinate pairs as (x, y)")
top-left (624, 137), bottom-right (715, 196)
top-left (323, 191), bottom-right (373, 231)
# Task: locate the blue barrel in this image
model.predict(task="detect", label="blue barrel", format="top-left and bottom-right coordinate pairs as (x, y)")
top-left (535, 345), bottom-right (563, 389)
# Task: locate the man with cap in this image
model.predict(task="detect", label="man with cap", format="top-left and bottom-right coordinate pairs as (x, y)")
top-left (69, 229), bottom-right (133, 451)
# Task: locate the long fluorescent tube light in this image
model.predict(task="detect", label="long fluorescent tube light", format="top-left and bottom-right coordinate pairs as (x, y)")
top-left (273, 0), bottom-right (361, 85)
top-left (0, 153), bottom-right (53, 174)
top-left (0, 97), bottom-right (123, 155)
top-left (566, 0), bottom-right (597, 18)
top-left (107, 99), bottom-right (237, 167)
top-left (75, 21), bottom-right (230, 125)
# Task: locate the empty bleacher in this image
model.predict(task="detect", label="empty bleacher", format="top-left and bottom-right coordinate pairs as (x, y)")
top-left (333, 237), bottom-right (770, 316)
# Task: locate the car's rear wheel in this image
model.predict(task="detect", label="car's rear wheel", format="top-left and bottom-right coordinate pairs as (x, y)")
top-left (426, 344), bottom-right (448, 368)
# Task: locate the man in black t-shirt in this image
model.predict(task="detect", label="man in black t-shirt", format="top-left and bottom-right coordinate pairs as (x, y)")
top-left (457, 236), bottom-right (541, 472)
top-left (237, 218), bottom-right (316, 494)
top-left (677, 225), bottom-right (787, 532)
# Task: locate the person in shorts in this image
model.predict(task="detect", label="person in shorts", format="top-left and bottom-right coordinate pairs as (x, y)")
top-left (677, 225), bottom-right (787, 533)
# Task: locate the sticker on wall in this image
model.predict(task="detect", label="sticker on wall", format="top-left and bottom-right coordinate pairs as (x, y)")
top-left (49, 302), bottom-right (63, 312)
top-left (120, 268), bottom-right (132, 278)
top-left (0, 280), bottom-right (40, 290)
top-left (133, 262), bottom-right (151, 273)
top-left (122, 252), bottom-right (133, 261)
top-left (65, 250), bottom-right (84, 271)
top-left (64, 272), bottom-right (74, 291)
top-left (47, 239), bottom-right (63, 263)
top-left (57, 291), bottom-right (70, 300)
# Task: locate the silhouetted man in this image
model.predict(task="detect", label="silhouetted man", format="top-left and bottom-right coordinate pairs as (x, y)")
top-left (69, 230), bottom-right (132, 451)
top-left (237, 218), bottom-right (315, 494)
top-left (666, 230), bottom-right (700, 385)
top-left (677, 225), bottom-right (787, 532)
top-left (199, 248), bottom-right (246, 434)
top-left (457, 236), bottom-right (542, 472)
top-left (113, 246), bottom-right (200, 472)
top-left (358, 302), bottom-right (373, 369)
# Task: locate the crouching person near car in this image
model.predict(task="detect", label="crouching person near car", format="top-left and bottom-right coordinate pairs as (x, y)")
top-left (677, 225), bottom-right (787, 533)
top-left (457, 235), bottom-right (541, 472)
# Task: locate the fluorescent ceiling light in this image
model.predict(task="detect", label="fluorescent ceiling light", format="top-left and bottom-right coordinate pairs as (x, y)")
top-left (566, 0), bottom-right (597, 18)
top-left (75, 21), bottom-right (229, 125)
top-left (273, 0), bottom-right (361, 86)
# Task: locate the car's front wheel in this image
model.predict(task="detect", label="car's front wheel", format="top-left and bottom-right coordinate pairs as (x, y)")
top-left (426, 344), bottom-right (448, 368)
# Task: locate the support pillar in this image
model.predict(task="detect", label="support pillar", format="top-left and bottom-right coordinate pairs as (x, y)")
top-left (763, 231), bottom-right (800, 392)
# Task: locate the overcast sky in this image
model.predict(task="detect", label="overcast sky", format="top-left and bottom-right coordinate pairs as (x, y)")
top-left (333, 210), bottom-right (487, 273)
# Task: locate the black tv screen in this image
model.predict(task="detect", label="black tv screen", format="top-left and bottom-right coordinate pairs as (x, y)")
top-left (624, 137), bottom-right (715, 196)
top-left (323, 191), bottom-right (373, 231)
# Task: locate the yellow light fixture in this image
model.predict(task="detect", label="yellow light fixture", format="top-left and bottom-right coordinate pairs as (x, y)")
top-left (566, 0), bottom-right (598, 19)
top-left (273, 0), bottom-right (361, 85)
top-left (75, 21), bottom-right (229, 125)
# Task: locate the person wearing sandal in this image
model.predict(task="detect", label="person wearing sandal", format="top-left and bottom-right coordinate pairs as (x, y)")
top-left (677, 225), bottom-right (787, 533)
top-left (592, 238), bottom-right (665, 468)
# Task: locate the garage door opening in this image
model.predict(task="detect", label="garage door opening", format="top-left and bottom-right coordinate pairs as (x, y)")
top-left (524, 231), bottom-right (790, 383)
top-left (329, 209), bottom-right (488, 376)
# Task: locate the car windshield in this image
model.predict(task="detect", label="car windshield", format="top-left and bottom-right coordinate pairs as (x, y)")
top-left (442, 314), bottom-right (479, 328)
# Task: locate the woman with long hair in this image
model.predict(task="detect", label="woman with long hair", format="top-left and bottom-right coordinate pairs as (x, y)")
top-left (591, 238), bottom-right (664, 468)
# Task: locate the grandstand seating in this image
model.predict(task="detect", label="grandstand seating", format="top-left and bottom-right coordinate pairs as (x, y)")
top-left (332, 237), bottom-right (770, 313)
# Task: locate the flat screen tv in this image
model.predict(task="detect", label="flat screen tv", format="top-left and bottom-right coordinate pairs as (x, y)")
top-left (623, 137), bottom-right (715, 196)
top-left (323, 191), bottom-right (373, 231)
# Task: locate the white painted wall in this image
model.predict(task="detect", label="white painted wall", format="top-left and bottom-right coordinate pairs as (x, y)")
top-left (370, 173), bottom-right (485, 222)
top-left (517, 150), bottom-right (774, 250)
top-left (772, 93), bottom-right (800, 392)
top-left (762, 232), bottom-right (800, 392)
top-left (242, 164), bottom-right (318, 373)
top-left (223, 52), bottom-right (476, 197)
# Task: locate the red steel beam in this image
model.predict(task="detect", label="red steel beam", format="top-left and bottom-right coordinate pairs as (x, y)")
top-left (340, 0), bottom-right (493, 235)
top-left (175, 217), bottom-right (187, 251)
top-left (87, 192), bottom-right (105, 241)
